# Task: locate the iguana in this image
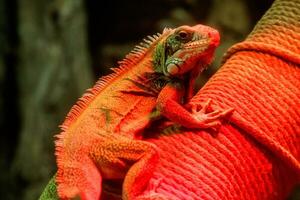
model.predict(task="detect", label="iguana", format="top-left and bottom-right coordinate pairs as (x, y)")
top-left (49, 24), bottom-right (233, 200)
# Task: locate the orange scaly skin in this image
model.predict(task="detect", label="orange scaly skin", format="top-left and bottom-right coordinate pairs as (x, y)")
top-left (55, 24), bottom-right (231, 200)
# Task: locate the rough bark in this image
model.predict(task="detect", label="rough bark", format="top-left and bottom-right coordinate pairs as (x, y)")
top-left (13, 0), bottom-right (93, 199)
top-left (207, 0), bottom-right (252, 70)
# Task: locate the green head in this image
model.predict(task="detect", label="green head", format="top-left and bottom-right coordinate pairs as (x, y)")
top-left (153, 24), bottom-right (220, 76)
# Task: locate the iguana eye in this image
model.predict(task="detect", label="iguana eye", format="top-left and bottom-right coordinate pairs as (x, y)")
top-left (176, 30), bottom-right (192, 42)
top-left (178, 31), bottom-right (188, 39)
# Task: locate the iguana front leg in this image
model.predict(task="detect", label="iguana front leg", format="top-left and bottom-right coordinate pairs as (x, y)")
top-left (157, 83), bottom-right (232, 129)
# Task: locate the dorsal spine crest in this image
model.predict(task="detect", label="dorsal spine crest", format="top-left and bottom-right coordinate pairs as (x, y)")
top-left (58, 31), bottom-right (167, 132)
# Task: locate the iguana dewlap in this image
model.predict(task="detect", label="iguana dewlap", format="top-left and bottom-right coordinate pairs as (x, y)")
top-left (55, 24), bottom-right (232, 200)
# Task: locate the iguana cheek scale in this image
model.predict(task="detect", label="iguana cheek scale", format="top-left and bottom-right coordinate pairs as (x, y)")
top-left (55, 24), bottom-right (232, 200)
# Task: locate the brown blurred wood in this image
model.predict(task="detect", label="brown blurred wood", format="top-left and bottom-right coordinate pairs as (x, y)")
top-left (13, 0), bottom-right (93, 199)
top-left (207, 0), bottom-right (252, 69)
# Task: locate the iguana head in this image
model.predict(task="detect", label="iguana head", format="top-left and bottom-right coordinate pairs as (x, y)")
top-left (153, 24), bottom-right (220, 76)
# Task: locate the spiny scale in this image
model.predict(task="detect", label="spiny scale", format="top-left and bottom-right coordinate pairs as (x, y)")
top-left (58, 31), bottom-right (167, 131)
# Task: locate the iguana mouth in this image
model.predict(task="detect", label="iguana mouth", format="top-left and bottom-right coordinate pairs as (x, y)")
top-left (183, 38), bottom-right (211, 50)
top-left (187, 38), bottom-right (209, 46)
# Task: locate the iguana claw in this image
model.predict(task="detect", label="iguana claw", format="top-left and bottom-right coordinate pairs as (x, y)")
top-left (187, 98), bottom-right (233, 129)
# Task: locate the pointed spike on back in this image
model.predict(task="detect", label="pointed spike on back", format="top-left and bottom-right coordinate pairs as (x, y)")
top-left (130, 50), bottom-right (139, 54)
top-left (152, 34), bottom-right (159, 39)
top-left (163, 27), bottom-right (172, 33)
top-left (147, 35), bottom-right (154, 40)
top-left (135, 45), bottom-right (146, 51)
top-left (132, 47), bottom-right (144, 53)
top-left (118, 60), bottom-right (126, 65)
top-left (147, 35), bottom-right (156, 42)
top-left (110, 67), bottom-right (118, 72)
top-left (143, 38), bottom-right (152, 44)
top-left (139, 42), bottom-right (149, 48)
top-left (56, 27), bottom-right (166, 144)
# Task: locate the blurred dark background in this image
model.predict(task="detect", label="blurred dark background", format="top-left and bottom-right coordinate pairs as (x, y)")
top-left (2, 0), bottom-right (298, 199)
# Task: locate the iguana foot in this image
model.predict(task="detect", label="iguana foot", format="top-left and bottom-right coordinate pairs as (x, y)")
top-left (187, 99), bottom-right (233, 129)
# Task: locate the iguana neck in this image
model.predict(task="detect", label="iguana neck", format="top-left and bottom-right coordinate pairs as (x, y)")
top-left (223, 0), bottom-right (300, 65)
